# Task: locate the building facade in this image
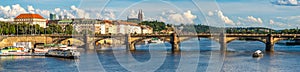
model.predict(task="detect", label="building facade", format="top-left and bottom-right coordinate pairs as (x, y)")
top-left (14, 14), bottom-right (47, 28)
top-left (47, 19), bottom-right (152, 35)
top-left (50, 13), bottom-right (56, 20)
top-left (72, 19), bottom-right (101, 33)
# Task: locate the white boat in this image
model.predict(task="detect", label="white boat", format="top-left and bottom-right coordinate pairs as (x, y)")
top-left (150, 38), bottom-right (164, 43)
top-left (252, 50), bottom-right (263, 57)
top-left (45, 49), bottom-right (80, 59)
top-left (34, 44), bottom-right (77, 53)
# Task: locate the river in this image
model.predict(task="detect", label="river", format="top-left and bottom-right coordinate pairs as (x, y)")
top-left (1, 38), bottom-right (300, 72)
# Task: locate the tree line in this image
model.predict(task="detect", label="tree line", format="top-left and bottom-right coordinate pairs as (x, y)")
top-left (0, 22), bottom-right (76, 35)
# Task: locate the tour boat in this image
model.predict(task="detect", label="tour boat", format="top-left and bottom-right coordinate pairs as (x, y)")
top-left (252, 50), bottom-right (263, 57)
top-left (45, 49), bottom-right (80, 59)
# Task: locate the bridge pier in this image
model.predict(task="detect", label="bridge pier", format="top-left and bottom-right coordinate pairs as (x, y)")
top-left (125, 34), bottom-right (135, 51)
top-left (83, 34), bottom-right (90, 49)
top-left (171, 33), bottom-right (180, 52)
top-left (266, 34), bottom-right (274, 52)
top-left (219, 33), bottom-right (227, 52)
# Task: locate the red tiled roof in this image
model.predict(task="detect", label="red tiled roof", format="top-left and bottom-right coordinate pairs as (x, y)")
top-left (15, 14), bottom-right (45, 19)
top-left (103, 20), bottom-right (113, 24)
top-left (117, 21), bottom-right (138, 26)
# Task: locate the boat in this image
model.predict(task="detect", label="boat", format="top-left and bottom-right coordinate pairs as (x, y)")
top-left (45, 49), bottom-right (80, 59)
top-left (34, 44), bottom-right (77, 53)
top-left (252, 50), bottom-right (263, 57)
top-left (0, 46), bottom-right (27, 54)
top-left (150, 38), bottom-right (164, 43)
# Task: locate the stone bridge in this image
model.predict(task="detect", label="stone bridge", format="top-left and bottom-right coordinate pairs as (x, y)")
top-left (0, 33), bottom-right (300, 52)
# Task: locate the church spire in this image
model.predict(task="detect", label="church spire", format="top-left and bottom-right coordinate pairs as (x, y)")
top-left (138, 9), bottom-right (143, 22)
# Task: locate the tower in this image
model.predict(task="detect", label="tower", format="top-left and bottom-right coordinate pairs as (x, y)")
top-left (50, 13), bottom-right (56, 20)
top-left (138, 9), bottom-right (143, 22)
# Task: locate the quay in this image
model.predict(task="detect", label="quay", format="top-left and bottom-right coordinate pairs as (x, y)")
top-left (0, 53), bottom-right (45, 56)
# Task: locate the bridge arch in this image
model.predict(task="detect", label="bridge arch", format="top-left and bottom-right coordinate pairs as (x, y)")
top-left (273, 38), bottom-right (293, 44)
top-left (53, 38), bottom-right (84, 45)
top-left (131, 37), bottom-right (166, 45)
top-left (226, 37), bottom-right (266, 44)
top-left (91, 38), bottom-right (119, 49)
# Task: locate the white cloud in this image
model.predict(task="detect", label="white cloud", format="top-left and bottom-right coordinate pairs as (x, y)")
top-left (267, 19), bottom-right (290, 29)
top-left (27, 5), bottom-right (35, 13)
top-left (270, 19), bottom-right (275, 24)
top-left (0, 4), bottom-right (27, 18)
top-left (216, 10), bottom-right (235, 25)
top-left (70, 5), bottom-right (90, 18)
top-left (128, 10), bottom-right (138, 18)
top-left (0, 5), bottom-right (11, 18)
top-left (102, 9), bottom-right (116, 20)
top-left (208, 11), bottom-right (214, 16)
top-left (11, 4), bottom-right (27, 17)
top-left (54, 8), bottom-right (61, 13)
top-left (183, 10), bottom-right (197, 24)
top-left (35, 9), bottom-right (50, 18)
top-left (238, 16), bottom-right (263, 24)
top-left (247, 16), bottom-right (263, 24)
top-left (273, 0), bottom-right (300, 6)
top-left (158, 10), bottom-right (197, 24)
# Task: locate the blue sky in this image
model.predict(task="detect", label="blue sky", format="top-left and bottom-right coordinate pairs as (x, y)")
top-left (0, 0), bottom-right (300, 30)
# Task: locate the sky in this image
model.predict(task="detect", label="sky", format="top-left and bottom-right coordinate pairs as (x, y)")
top-left (0, 0), bottom-right (300, 30)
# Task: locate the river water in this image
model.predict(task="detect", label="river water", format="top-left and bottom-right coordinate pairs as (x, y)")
top-left (1, 38), bottom-right (300, 72)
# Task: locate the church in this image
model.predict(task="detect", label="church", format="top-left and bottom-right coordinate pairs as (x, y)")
top-left (127, 10), bottom-right (143, 23)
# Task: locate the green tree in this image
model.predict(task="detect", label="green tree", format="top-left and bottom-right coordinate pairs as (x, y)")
top-left (9, 24), bottom-right (16, 34)
top-left (48, 24), bottom-right (63, 34)
top-left (64, 24), bottom-right (74, 34)
top-left (139, 21), bottom-right (166, 32)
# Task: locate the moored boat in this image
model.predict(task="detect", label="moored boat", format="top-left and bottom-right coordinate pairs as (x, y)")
top-left (150, 38), bottom-right (164, 43)
top-left (0, 46), bottom-right (28, 54)
top-left (45, 49), bottom-right (80, 59)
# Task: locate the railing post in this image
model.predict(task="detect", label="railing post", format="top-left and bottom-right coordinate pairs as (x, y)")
top-left (266, 34), bottom-right (274, 52)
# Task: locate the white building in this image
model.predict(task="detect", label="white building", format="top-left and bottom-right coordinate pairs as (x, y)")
top-left (14, 14), bottom-right (47, 28)
top-left (115, 21), bottom-right (142, 34)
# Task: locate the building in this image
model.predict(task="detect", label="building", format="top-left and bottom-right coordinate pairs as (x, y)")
top-left (14, 14), bottom-right (47, 28)
top-left (58, 15), bottom-right (63, 20)
top-left (114, 21), bottom-right (142, 34)
top-left (127, 9), bottom-right (143, 23)
top-left (72, 19), bottom-right (101, 33)
top-left (98, 20), bottom-right (152, 34)
top-left (46, 18), bottom-right (152, 35)
top-left (64, 15), bottom-right (68, 19)
top-left (57, 19), bottom-right (73, 29)
top-left (98, 20), bottom-right (114, 34)
top-left (50, 13), bottom-right (56, 20)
